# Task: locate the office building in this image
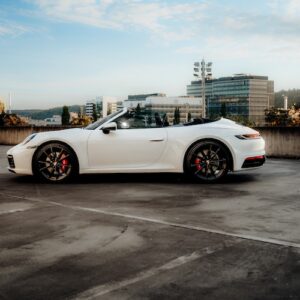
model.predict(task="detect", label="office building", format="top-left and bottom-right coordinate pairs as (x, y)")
top-left (187, 74), bottom-right (274, 124)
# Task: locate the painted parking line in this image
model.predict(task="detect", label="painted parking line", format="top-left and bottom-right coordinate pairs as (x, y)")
top-left (73, 242), bottom-right (231, 300)
top-left (2, 193), bottom-right (300, 249)
top-left (0, 208), bottom-right (32, 216)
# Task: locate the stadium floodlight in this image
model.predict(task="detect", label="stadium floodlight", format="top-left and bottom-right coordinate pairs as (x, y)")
top-left (193, 60), bottom-right (213, 118)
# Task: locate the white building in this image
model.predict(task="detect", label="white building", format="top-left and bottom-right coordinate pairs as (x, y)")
top-left (145, 96), bottom-right (202, 124)
top-left (44, 115), bottom-right (62, 125)
top-left (85, 101), bottom-right (95, 117)
top-left (85, 96), bottom-right (120, 118)
top-left (123, 93), bottom-right (166, 109)
top-left (101, 96), bottom-right (119, 117)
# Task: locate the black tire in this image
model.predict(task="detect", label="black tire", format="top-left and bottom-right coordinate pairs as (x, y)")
top-left (185, 140), bottom-right (230, 182)
top-left (32, 143), bottom-right (78, 183)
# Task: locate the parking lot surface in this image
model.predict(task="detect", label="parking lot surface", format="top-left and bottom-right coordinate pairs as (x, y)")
top-left (0, 145), bottom-right (299, 300)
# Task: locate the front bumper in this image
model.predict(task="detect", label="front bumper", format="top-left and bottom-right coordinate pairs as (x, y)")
top-left (7, 155), bottom-right (15, 169)
top-left (6, 145), bottom-right (35, 175)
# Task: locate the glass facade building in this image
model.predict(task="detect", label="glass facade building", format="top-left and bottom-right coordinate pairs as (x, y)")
top-left (187, 74), bottom-right (274, 124)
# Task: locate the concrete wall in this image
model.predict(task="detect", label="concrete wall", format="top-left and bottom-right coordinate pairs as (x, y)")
top-left (255, 127), bottom-right (300, 158)
top-left (0, 126), bottom-right (299, 158)
top-left (0, 126), bottom-right (77, 146)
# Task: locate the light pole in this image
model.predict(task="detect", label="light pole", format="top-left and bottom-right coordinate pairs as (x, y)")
top-left (194, 60), bottom-right (212, 118)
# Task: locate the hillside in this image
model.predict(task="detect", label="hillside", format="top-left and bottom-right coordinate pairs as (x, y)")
top-left (275, 89), bottom-right (300, 108)
top-left (12, 105), bottom-right (82, 120)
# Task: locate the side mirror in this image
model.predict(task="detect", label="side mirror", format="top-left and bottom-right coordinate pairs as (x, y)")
top-left (102, 122), bottom-right (117, 134)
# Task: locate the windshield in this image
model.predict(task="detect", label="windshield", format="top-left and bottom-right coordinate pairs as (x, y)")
top-left (85, 110), bottom-right (123, 130)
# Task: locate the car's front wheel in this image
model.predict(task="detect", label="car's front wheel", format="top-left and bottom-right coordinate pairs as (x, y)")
top-left (33, 143), bottom-right (78, 183)
top-left (185, 140), bottom-right (230, 182)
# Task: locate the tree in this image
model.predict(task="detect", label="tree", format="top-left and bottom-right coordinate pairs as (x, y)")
top-left (0, 113), bottom-right (4, 126)
top-left (154, 112), bottom-right (162, 126)
top-left (162, 113), bottom-right (169, 126)
top-left (173, 107), bottom-right (180, 125)
top-left (220, 102), bottom-right (227, 117)
top-left (70, 115), bottom-right (93, 126)
top-left (228, 115), bottom-right (255, 127)
top-left (61, 106), bottom-right (70, 125)
top-left (289, 105), bottom-right (300, 126)
top-left (264, 107), bottom-right (289, 126)
top-left (136, 103), bottom-right (141, 115)
top-left (0, 101), bottom-right (5, 114)
top-left (187, 112), bottom-right (192, 122)
top-left (92, 106), bottom-right (97, 122)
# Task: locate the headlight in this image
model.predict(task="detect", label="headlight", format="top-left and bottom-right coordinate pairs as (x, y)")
top-left (23, 133), bottom-right (37, 145)
top-left (235, 133), bottom-right (261, 140)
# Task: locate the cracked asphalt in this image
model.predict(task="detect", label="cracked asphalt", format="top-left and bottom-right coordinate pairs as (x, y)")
top-left (0, 145), bottom-right (300, 300)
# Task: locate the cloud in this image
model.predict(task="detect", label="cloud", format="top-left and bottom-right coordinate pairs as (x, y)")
top-left (24, 0), bottom-right (300, 45)
top-left (27, 0), bottom-right (208, 42)
top-left (177, 34), bottom-right (300, 63)
top-left (222, 16), bottom-right (254, 31)
top-left (268, 0), bottom-right (300, 24)
top-left (0, 22), bottom-right (29, 36)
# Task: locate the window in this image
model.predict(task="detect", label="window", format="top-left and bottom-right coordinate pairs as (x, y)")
top-left (114, 111), bottom-right (169, 129)
top-left (85, 110), bottom-right (122, 130)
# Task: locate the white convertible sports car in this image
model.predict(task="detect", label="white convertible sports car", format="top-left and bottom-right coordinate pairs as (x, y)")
top-left (7, 108), bottom-right (265, 183)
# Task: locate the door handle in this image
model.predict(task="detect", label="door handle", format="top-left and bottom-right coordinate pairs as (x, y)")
top-left (149, 139), bottom-right (164, 142)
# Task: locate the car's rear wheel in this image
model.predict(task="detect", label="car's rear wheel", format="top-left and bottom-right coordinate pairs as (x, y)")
top-left (33, 143), bottom-right (78, 183)
top-left (185, 140), bottom-right (230, 182)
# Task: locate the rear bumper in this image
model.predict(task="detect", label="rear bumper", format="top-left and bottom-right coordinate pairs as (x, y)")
top-left (242, 155), bottom-right (266, 168)
top-left (232, 136), bottom-right (266, 171)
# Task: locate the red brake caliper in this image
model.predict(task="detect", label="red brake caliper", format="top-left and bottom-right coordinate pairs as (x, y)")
top-left (61, 159), bottom-right (69, 172)
top-left (194, 158), bottom-right (202, 171)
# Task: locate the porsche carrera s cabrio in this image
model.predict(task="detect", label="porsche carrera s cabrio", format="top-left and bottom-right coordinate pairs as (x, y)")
top-left (7, 108), bottom-right (265, 183)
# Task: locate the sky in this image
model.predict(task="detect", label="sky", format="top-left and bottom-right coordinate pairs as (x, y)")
top-left (0, 0), bottom-right (300, 109)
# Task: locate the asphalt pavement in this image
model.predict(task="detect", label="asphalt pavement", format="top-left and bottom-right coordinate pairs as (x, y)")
top-left (0, 145), bottom-right (299, 300)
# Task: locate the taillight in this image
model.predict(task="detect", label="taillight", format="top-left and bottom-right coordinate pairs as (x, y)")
top-left (235, 133), bottom-right (261, 140)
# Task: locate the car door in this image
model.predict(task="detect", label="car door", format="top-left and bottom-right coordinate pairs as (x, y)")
top-left (87, 111), bottom-right (168, 170)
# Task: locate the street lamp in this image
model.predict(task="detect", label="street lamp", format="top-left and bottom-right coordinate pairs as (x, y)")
top-left (194, 59), bottom-right (212, 118)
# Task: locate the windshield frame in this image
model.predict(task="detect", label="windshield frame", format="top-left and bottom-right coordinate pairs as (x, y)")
top-left (85, 109), bottom-right (126, 130)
